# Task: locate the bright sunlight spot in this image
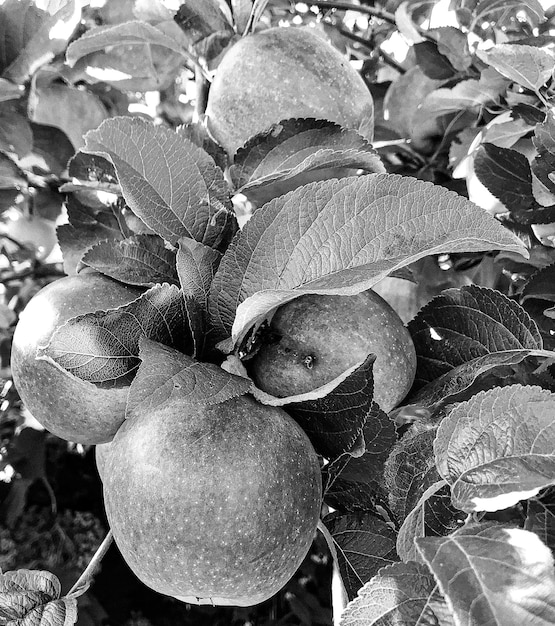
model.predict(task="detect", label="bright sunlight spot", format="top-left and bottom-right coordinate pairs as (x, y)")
top-left (471, 488), bottom-right (542, 512)
top-left (0, 464), bottom-right (15, 483)
top-left (429, 328), bottom-right (443, 341)
top-left (85, 67), bottom-right (133, 83)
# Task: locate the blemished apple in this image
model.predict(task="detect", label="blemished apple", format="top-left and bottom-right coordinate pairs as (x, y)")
top-left (102, 392), bottom-right (322, 606)
top-left (205, 26), bottom-right (374, 156)
top-left (248, 290), bottom-right (417, 412)
top-left (11, 272), bottom-right (143, 444)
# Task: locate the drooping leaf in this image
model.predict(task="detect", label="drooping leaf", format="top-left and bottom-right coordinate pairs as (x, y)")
top-left (435, 384), bottom-right (555, 512)
top-left (416, 523), bottom-right (555, 626)
top-left (38, 284), bottom-right (192, 385)
top-left (284, 355), bottom-right (391, 460)
top-left (477, 44), bottom-right (555, 92)
top-left (414, 41), bottom-right (455, 80)
top-left (0, 569), bottom-right (77, 626)
top-left (208, 174), bottom-right (526, 349)
top-left (82, 116), bottom-right (236, 249)
top-left (324, 414), bottom-right (397, 512)
top-left (473, 143), bottom-right (535, 212)
top-left (126, 338), bottom-right (252, 419)
top-left (229, 118), bottom-right (385, 202)
top-left (82, 234), bottom-right (179, 287)
top-left (339, 561), bottom-right (452, 626)
top-left (324, 512), bottom-right (398, 601)
top-left (408, 285), bottom-right (542, 389)
top-left (0, 0), bottom-right (81, 84)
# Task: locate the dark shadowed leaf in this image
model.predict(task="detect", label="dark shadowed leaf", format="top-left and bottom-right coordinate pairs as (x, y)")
top-left (176, 123), bottom-right (228, 172)
top-left (82, 234), bottom-right (179, 287)
top-left (429, 26), bottom-right (472, 72)
top-left (522, 263), bottom-right (555, 304)
top-left (0, 569), bottom-right (77, 625)
top-left (0, 103), bottom-right (32, 158)
top-left (435, 384), bottom-right (555, 512)
top-left (31, 123), bottom-right (75, 177)
top-left (0, 151), bottom-right (27, 190)
top-left (324, 511), bottom-right (398, 601)
top-left (477, 44), bottom-right (555, 92)
top-left (384, 424), bottom-right (441, 524)
top-left (339, 561), bottom-right (452, 626)
top-left (408, 285), bottom-right (542, 389)
top-left (416, 523), bottom-right (555, 626)
top-left (126, 338), bottom-right (252, 418)
top-left (82, 117), bottom-right (236, 248)
top-left (174, 0), bottom-right (232, 43)
top-left (525, 492), bottom-right (555, 552)
top-left (284, 355), bottom-right (390, 460)
top-left (229, 118), bottom-right (385, 199)
top-left (67, 151), bottom-right (118, 189)
top-left (208, 174), bottom-right (526, 349)
top-left (38, 284), bottom-right (192, 385)
top-left (324, 413), bottom-right (397, 512)
top-left (414, 41), bottom-right (455, 79)
top-left (473, 143), bottom-right (535, 212)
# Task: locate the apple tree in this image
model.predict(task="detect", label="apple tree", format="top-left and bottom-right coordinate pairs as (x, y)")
top-left (1, 0), bottom-right (555, 625)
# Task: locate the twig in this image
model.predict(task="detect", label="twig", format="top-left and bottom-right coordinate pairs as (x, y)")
top-left (337, 27), bottom-right (406, 73)
top-left (309, 1), bottom-right (396, 24)
top-left (66, 529), bottom-right (113, 599)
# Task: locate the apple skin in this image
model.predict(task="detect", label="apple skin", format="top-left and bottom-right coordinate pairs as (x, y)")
top-left (102, 394), bottom-right (322, 607)
top-left (248, 291), bottom-right (417, 412)
top-left (205, 26), bottom-right (374, 156)
top-left (11, 273), bottom-right (143, 444)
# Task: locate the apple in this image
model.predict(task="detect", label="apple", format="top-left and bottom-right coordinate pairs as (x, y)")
top-left (102, 392), bottom-right (322, 606)
top-left (248, 290), bottom-right (417, 412)
top-left (11, 272), bottom-right (143, 444)
top-left (205, 26), bottom-right (374, 156)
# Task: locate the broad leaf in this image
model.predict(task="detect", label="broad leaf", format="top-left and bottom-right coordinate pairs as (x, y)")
top-left (473, 143), bottom-right (534, 212)
top-left (31, 123), bottom-right (75, 177)
top-left (177, 237), bottom-right (221, 309)
top-left (525, 493), bottom-right (555, 552)
top-left (284, 355), bottom-right (389, 460)
top-left (340, 561), bottom-right (452, 626)
top-left (82, 234), bottom-right (179, 287)
top-left (126, 338), bottom-right (252, 418)
top-left (522, 264), bottom-right (555, 305)
top-left (176, 123), bottom-right (227, 173)
top-left (408, 285), bottom-right (542, 389)
top-left (429, 27), bottom-right (472, 72)
top-left (532, 109), bottom-right (555, 195)
top-left (208, 174), bottom-right (526, 349)
top-left (324, 512), bottom-right (398, 601)
top-left (416, 523), bottom-right (555, 625)
top-left (0, 0), bottom-right (81, 84)
top-left (414, 41), bottom-right (455, 80)
top-left (0, 103), bottom-right (32, 158)
top-left (435, 384), bottom-right (555, 512)
top-left (229, 118), bottom-right (385, 202)
top-left (0, 569), bottom-right (77, 625)
top-left (38, 284), bottom-right (192, 385)
top-left (82, 116), bottom-right (236, 248)
top-left (477, 44), bottom-right (555, 92)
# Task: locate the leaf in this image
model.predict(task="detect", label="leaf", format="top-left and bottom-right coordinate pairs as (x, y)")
top-left (176, 123), bottom-right (227, 173)
top-left (0, 78), bottom-right (23, 102)
top-left (229, 118), bottom-right (385, 200)
top-left (0, 0), bottom-right (81, 84)
top-left (477, 44), bottom-right (555, 92)
top-left (408, 285), bottom-right (542, 389)
top-left (82, 116), bottom-right (236, 248)
top-left (28, 76), bottom-right (108, 150)
top-left (324, 512), bottom-right (398, 601)
top-left (532, 108), bottom-right (555, 195)
top-left (435, 384), bottom-right (555, 512)
top-left (0, 569), bottom-right (77, 625)
top-left (525, 493), bottom-right (555, 552)
top-left (126, 338), bottom-right (252, 419)
top-left (324, 415), bottom-right (397, 512)
top-left (473, 0), bottom-right (545, 26)
top-left (474, 143), bottom-right (534, 213)
top-left (414, 41), bottom-right (455, 80)
top-left (38, 284), bottom-right (193, 385)
top-left (0, 151), bottom-right (27, 190)
top-left (429, 27), bottom-right (472, 72)
top-left (230, 0), bottom-right (252, 34)
top-left (176, 237), bottom-right (221, 309)
top-left (0, 103), bottom-right (32, 158)
top-left (173, 0), bottom-right (233, 45)
top-left (384, 425), bottom-right (441, 524)
top-left (522, 263), bottom-right (555, 304)
top-left (208, 174), bottom-right (527, 349)
top-left (339, 561), bottom-right (452, 626)
top-left (285, 355), bottom-right (393, 460)
top-left (31, 123), bottom-right (75, 177)
top-left (416, 522), bottom-right (555, 626)
top-left (82, 234), bottom-right (179, 287)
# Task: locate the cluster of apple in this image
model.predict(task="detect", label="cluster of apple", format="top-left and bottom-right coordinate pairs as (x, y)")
top-left (10, 27), bottom-right (417, 607)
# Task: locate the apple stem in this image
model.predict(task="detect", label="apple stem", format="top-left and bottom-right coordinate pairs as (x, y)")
top-left (66, 529), bottom-right (114, 599)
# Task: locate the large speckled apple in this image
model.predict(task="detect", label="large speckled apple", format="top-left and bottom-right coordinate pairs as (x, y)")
top-left (249, 291), bottom-right (417, 412)
top-left (11, 273), bottom-right (143, 444)
top-left (205, 26), bottom-right (374, 156)
top-left (102, 393), bottom-right (322, 606)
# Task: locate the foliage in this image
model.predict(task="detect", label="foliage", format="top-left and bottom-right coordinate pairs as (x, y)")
top-left (1, 0), bottom-right (555, 625)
